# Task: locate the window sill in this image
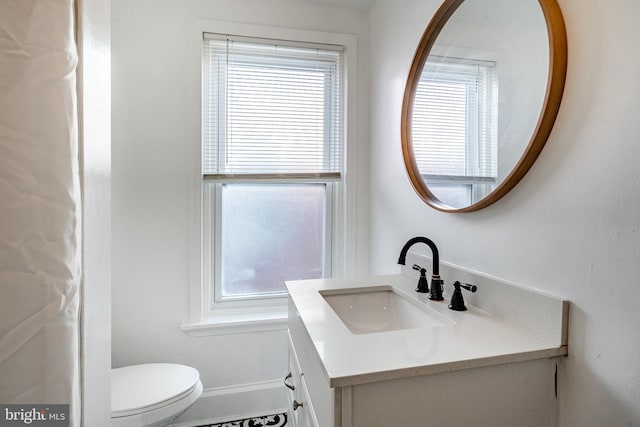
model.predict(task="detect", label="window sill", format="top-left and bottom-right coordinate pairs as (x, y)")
top-left (181, 305), bottom-right (288, 337)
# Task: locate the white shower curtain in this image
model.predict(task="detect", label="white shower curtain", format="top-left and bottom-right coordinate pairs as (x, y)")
top-left (0, 1), bottom-right (81, 425)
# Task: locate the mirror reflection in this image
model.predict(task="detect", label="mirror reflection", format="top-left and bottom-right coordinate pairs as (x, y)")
top-left (410, 0), bottom-right (550, 209)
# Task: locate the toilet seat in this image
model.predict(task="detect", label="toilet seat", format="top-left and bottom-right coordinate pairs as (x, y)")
top-left (112, 363), bottom-right (202, 422)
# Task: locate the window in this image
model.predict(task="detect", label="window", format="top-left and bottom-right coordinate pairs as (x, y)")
top-left (412, 56), bottom-right (498, 208)
top-left (201, 34), bottom-right (344, 306)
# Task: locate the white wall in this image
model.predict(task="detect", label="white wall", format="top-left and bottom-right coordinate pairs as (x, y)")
top-left (369, 0), bottom-right (640, 426)
top-left (111, 0), bottom-right (369, 392)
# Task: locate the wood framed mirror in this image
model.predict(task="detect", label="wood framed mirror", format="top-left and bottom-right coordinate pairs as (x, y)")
top-left (401, 0), bottom-right (567, 212)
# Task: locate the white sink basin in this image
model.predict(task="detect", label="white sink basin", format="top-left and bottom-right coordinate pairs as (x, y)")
top-left (320, 286), bottom-right (453, 334)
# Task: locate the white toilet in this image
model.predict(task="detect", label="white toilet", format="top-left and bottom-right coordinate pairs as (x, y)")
top-left (111, 363), bottom-right (203, 427)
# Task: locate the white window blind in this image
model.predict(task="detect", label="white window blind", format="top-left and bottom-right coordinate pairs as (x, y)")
top-left (412, 56), bottom-right (498, 182)
top-left (202, 34), bottom-right (344, 180)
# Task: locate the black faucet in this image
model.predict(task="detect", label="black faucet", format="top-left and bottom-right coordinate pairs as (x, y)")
top-left (397, 237), bottom-right (444, 301)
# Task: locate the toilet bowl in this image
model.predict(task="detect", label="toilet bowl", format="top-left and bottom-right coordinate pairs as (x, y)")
top-left (111, 363), bottom-right (203, 427)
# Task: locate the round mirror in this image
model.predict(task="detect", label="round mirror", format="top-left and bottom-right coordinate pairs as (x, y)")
top-left (401, 0), bottom-right (567, 212)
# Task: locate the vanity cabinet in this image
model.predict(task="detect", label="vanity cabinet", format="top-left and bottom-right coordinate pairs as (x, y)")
top-left (286, 297), bottom-right (561, 427)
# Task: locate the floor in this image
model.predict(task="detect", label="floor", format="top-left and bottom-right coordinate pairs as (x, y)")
top-left (198, 413), bottom-right (287, 427)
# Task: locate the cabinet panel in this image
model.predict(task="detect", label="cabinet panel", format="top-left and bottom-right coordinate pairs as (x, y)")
top-left (350, 358), bottom-right (557, 427)
top-left (288, 332), bottom-right (322, 427)
top-left (298, 376), bottom-right (320, 427)
top-left (288, 299), bottom-right (337, 426)
top-left (287, 334), bottom-right (302, 426)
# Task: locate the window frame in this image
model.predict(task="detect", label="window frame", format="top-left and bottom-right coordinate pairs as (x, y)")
top-left (182, 21), bottom-right (358, 336)
top-left (414, 55), bottom-right (498, 207)
top-left (202, 34), bottom-right (343, 306)
top-left (203, 181), bottom-right (335, 308)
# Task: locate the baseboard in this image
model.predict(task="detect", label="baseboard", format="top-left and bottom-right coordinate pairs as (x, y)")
top-left (200, 379), bottom-right (284, 398)
top-left (170, 380), bottom-right (288, 427)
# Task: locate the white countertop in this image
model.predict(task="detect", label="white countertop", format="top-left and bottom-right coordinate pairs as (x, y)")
top-left (286, 273), bottom-right (568, 388)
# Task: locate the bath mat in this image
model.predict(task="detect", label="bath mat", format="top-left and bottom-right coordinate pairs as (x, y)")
top-left (200, 412), bottom-right (287, 427)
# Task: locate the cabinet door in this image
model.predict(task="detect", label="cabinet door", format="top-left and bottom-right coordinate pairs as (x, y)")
top-left (297, 376), bottom-right (320, 427)
top-left (287, 333), bottom-right (321, 427)
top-left (286, 342), bottom-right (302, 427)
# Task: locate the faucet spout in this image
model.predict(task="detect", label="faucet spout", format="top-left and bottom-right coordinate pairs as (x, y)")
top-left (398, 236), bottom-right (444, 300)
top-left (397, 236), bottom-right (440, 276)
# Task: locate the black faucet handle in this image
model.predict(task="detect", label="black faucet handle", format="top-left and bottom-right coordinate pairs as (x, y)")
top-left (412, 264), bottom-right (429, 293)
top-left (448, 281), bottom-right (478, 311)
top-left (458, 282), bottom-right (477, 293)
top-left (412, 264), bottom-right (427, 274)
